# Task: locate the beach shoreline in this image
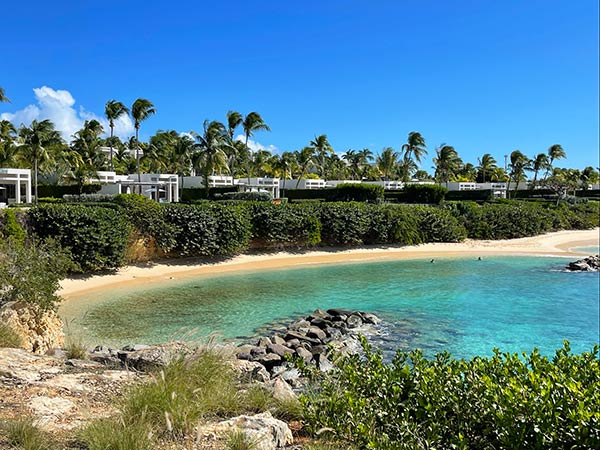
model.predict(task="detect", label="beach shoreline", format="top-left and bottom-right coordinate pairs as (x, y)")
top-left (59, 228), bottom-right (599, 301)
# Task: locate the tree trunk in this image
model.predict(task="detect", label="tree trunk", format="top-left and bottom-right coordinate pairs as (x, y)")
top-left (136, 127), bottom-right (141, 193)
top-left (245, 134), bottom-right (251, 185)
top-left (34, 155), bottom-right (38, 204)
top-left (109, 126), bottom-right (114, 171)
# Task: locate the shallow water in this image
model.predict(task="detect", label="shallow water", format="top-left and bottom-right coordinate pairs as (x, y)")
top-left (572, 245), bottom-right (600, 254)
top-left (61, 256), bottom-right (599, 359)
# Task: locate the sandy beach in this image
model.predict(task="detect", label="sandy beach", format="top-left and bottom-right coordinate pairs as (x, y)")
top-left (58, 228), bottom-right (599, 301)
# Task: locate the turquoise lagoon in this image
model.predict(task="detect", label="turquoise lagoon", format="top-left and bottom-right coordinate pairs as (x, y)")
top-left (61, 256), bottom-right (600, 360)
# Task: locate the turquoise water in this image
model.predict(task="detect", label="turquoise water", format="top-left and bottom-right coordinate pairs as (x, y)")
top-left (61, 256), bottom-right (600, 359)
top-left (572, 245), bottom-right (600, 254)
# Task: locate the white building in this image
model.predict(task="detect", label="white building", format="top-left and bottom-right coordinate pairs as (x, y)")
top-left (181, 175), bottom-right (238, 188)
top-left (239, 178), bottom-right (280, 199)
top-left (0, 168), bottom-right (32, 205)
top-left (97, 172), bottom-right (179, 202)
top-left (281, 178), bottom-right (327, 190)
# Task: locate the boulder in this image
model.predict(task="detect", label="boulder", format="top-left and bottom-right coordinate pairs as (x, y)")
top-left (327, 308), bottom-right (354, 317)
top-left (284, 331), bottom-right (321, 345)
top-left (209, 411), bottom-right (293, 450)
top-left (347, 314), bottom-right (363, 329)
top-left (257, 337), bottom-right (272, 348)
top-left (566, 255), bottom-right (600, 272)
top-left (268, 377), bottom-right (297, 401)
top-left (307, 326), bottom-right (326, 341)
top-left (267, 343), bottom-right (294, 358)
top-left (255, 353), bottom-right (282, 369)
top-left (295, 347), bottom-right (313, 363)
top-left (271, 335), bottom-right (286, 346)
top-left (230, 359), bottom-right (270, 383)
top-left (117, 342), bottom-right (189, 371)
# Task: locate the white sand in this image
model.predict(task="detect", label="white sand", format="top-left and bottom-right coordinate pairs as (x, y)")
top-left (59, 228), bottom-right (599, 301)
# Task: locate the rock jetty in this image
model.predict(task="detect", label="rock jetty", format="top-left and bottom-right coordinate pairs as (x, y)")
top-left (234, 308), bottom-right (381, 383)
top-left (566, 255), bottom-right (600, 272)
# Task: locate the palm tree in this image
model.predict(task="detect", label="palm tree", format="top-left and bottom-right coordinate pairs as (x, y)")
top-left (104, 100), bottom-right (129, 171)
top-left (357, 148), bottom-right (374, 179)
top-left (275, 151), bottom-right (297, 194)
top-left (547, 144), bottom-right (566, 168)
top-left (294, 147), bottom-right (316, 187)
top-left (376, 147), bottom-right (399, 181)
top-left (310, 134), bottom-right (333, 180)
top-left (0, 87), bottom-right (10, 103)
top-left (66, 120), bottom-right (106, 193)
top-left (192, 120), bottom-right (229, 196)
top-left (242, 112), bottom-right (270, 183)
top-left (0, 120), bottom-right (19, 168)
top-left (529, 153), bottom-right (550, 188)
top-left (18, 119), bottom-right (64, 202)
top-left (225, 111), bottom-right (243, 185)
top-left (400, 131), bottom-right (427, 181)
top-left (432, 144), bottom-right (461, 187)
top-left (507, 150), bottom-right (531, 198)
top-left (131, 98), bottom-right (156, 187)
top-left (342, 149), bottom-right (359, 179)
top-left (476, 153), bottom-right (497, 183)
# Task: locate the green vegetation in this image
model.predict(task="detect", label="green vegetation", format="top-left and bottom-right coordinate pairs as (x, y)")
top-left (0, 323), bottom-right (23, 348)
top-left (28, 204), bottom-right (130, 271)
top-left (0, 239), bottom-right (71, 312)
top-left (1, 209), bottom-right (26, 243)
top-left (402, 184), bottom-right (447, 204)
top-left (78, 349), bottom-right (300, 449)
top-left (250, 202), bottom-right (321, 247)
top-left (0, 417), bottom-right (54, 450)
top-left (301, 338), bottom-right (600, 450)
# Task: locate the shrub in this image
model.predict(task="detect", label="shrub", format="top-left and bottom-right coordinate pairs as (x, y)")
top-left (28, 204), bottom-right (131, 271)
top-left (37, 183), bottom-right (101, 198)
top-left (331, 183), bottom-right (384, 203)
top-left (403, 184), bottom-right (448, 204)
top-left (220, 191), bottom-right (273, 201)
top-left (318, 203), bottom-right (372, 246)
top-left (181, 186), bottom-right (238, 201)
top-left (78, 417), bottom-right (154, 450)
top-left (163, 203), bottom-right (251, 256)
top-left (415, 207), bottom-right (467, 242)
top-left (363, 204), bottom-right (423, 245)
top-left (63, 193), bottom-right (116, 202)
top-left (0, 239), bottom-right (71, 312)
top-left (445, 188), bottom-right (493, 202)
top-left (301, 339), bottom-right (600, 450)
top-left (250, 203), bottom-right (321, 247)
top-left (1, 209), bottom-right (26, 243)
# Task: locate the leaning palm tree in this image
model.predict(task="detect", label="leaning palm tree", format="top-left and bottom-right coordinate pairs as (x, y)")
top-left (529, 153), bottom-right (550, 188)
top-left (192, 120), bottom-right (229, 197)
top-left (242, 112), bottom-right (270, 183)
top-left (432, 144), bottom-right (461, 187)
top-left (294, 147), bottom-right (316, 188)
top-left (544, 144), bottom-right (566, 181)
top-left (104, 100), bottom-right (129, 171)
top-left (476, 153), bottom-right (497, 183)
top-left (402, 132), bottom-right (427, 162)
top-left (0, 87), bottom-right (10, 103)
top-left (131, 98), bottom-right (156, 186)
top-left (507, 150), bottom-right (531, 198)
top-left (225, 111), bottom-right (243, 185)
top-left (18, 119), bottom-right (64, 202)
top-left (310, 134), bottom-right (333, 180)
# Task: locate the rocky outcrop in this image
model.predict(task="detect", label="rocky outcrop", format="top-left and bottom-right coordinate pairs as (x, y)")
top-left (566, 255), bottom-right (600, 272)
top-left (0, 302), bottom-right (64, 354)
top-left (235, 309), bottom-right (381, 382)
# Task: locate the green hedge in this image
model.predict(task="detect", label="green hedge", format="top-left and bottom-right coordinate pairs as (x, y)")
top-left (285, 188), bottom-right (334, 202)
top-left (403, 184), bottom-right (448, 204)
top-left (37, 184), bottom-right (101, 198)
top-left (162, 203), bottom-right (251, 256)
top-left (445, 189), bottom-right (493, 202)
top-left (302, 339), bottom-right (600, 449)
top-left (249, 203), bottom-right (321, 247)
top-left (331, 183), bottom-right (384, 202)
top-left (180, 186), bottom-right (238, 201)
top-left (28, 204), bottom-right (131, 271)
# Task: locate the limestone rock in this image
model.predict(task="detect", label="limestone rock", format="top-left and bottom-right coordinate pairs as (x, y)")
top-left (268, 377), bottom-right (296, 402)
top-left (117, 341), bottom-right (190, 371)
top-left (230, 359), bottom-right (271, 383)
top-left (213, 411), bottom-right (293, 450)
top-left (0, 303), bottom-right (64, 354)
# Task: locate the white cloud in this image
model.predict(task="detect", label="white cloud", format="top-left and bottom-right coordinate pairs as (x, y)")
top-left (0, 86), bottom-right (134, 141)
top-left (235, 134), bottom-right (278, 153)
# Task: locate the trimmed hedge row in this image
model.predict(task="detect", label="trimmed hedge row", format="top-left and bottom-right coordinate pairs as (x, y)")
top-left (24, 196), bottom-right (599, 272)
top-left (286, 184), bottom-right (384, 203)
top-left (180, 186), bottom-right (238, 201)
top-left (37, 184), bottom-right (101, 198)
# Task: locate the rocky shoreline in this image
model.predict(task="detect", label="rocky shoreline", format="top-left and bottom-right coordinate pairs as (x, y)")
top-left (565, 255), bottom-right (600, 272)
top-left (1, 308), bottom-right (381, 449)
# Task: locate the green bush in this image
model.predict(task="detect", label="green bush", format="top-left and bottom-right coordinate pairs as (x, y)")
top-left (301, 339), bottom-right (600, 450)
top-left (363, 204), bottom-right (423, 245)
top-left (181, 186), bottom-right (238, 201)
top-left (402, 184), bottom-right (448, 204)
top-left (1, 209), bottom-right (26, 243)
top-left (0, 323), bottom-right (23, 348)
top-left (0, 417), bottom-right (55, 450)
top-left (220, 191), bottom-right (272, 201)
top-left (331, 183), bottom-right (384, 203)
top-left (318, 203), bottom-right (371, 246)
top-left (37, 183), bottom-right (101, 198)
top-left (415, 207), bottom-right (467, 242)
top-left (0, 239), bottom-right (71, 312)
top-left (28, 204), bottom-right (131, 271)
top-left (163, 203), bottom-right (251, 256)
top-left (445, 188), bottom-right (493, 202)
top-left (250, 203), bottom-right (321, 247)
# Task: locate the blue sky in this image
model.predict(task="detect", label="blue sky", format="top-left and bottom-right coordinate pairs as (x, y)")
top-left (1, 0), bottom-right (598, 171)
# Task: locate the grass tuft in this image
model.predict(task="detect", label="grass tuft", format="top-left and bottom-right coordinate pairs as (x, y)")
top-left (0, 323), bottom-right (23, 349)
top-left (78, 416), bottom-right (154, 450)
top-left (64, 338), bottom-right (88, 360)
top-left (226, 429), bottom-right (261, 450)
top-left (0, 417), bottom-right (54, 450)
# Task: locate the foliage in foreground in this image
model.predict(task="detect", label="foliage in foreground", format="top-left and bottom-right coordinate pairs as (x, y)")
top-left (0, 417), bottom-right (54, 450)
top-left (78, 349), bottom-right (300, 449)
top-left (0, 322), bottom-right (23, 348)
top-left (301, 338), bottom-right (600, 450)
top-left (0, 239), bottom-right (71, 312)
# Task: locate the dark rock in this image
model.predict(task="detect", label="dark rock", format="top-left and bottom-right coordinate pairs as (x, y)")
top-left (257, 337), bottom-right (272, 348)
top-left (117, 342), bottom-right (189, 372)
top-left (284, 331), bottom-right (321, 345)
top-left (308, 309), bottom-right (331, 321)
top-left (330, 314), bottom-right (347, 322)
top-left (255, 353), bottom-right (282, 369)
top-left (310, 345), bottom-right (327, 356)
top-left (285, 338), bottom-right (301, 349)
top-left (267, 343), bottom-right (294, 358)
top-left (325, 327), bottom-right (343, 339)
top-left (310, 318), bottom-right (333, 329)
top-left (237, 352), bottom-right (253, 361)
top-left (566, 255), bottom-right (600, 272)
top-left (288, 320), bottom-right (311, 331)
top-left (250, 346), bottom-right (267, 356)
top-left (327, 308), bottom-right (354, 317)
top-left (361, 313), bottom-right (381, 324)
top-left (347, 314), bottom-right (363, 329)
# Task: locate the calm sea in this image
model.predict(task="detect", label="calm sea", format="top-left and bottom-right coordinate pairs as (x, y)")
top-left (61, 256), bottom-right (599, 359)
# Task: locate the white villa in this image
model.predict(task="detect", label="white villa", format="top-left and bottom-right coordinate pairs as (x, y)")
top-left (95, 172), bottom-right (179, 202)
top-left (0, 168), bottom-right (32, 205)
